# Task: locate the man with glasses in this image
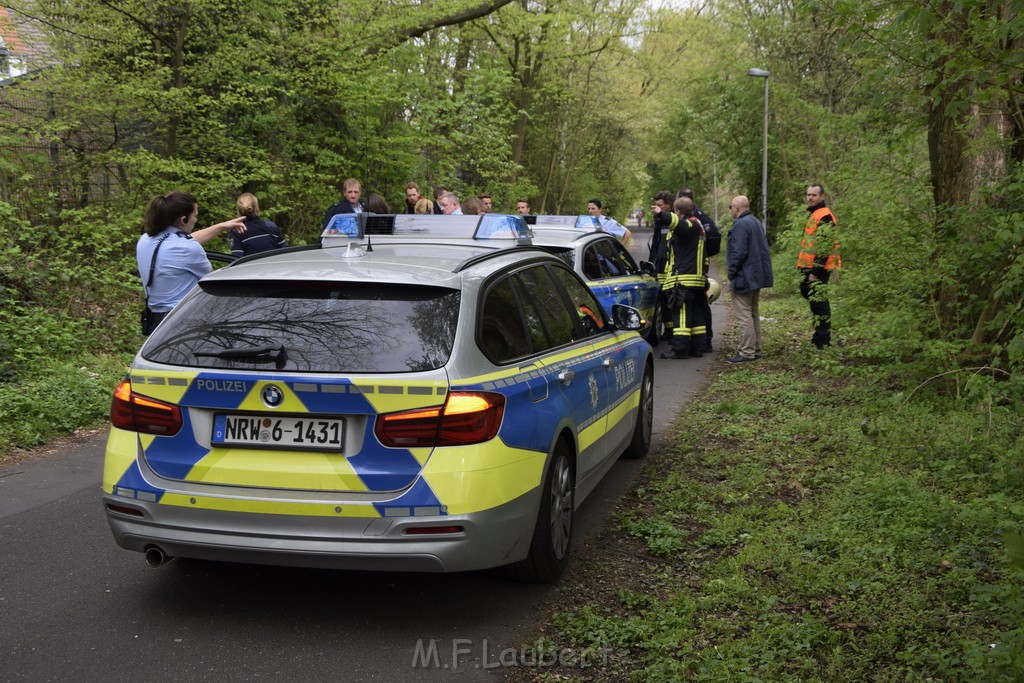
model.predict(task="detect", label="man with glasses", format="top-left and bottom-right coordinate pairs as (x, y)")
top-left (438, 191), bottom-right (463, 215)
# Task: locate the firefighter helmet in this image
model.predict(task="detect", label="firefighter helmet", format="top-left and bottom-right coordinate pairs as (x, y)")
top-left (707, 278), bottom-right (721, 304)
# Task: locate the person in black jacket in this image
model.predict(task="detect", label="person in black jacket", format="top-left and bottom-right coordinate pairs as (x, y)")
top-left (648, 191), bottom-right (677, 340)
top-left (678, 187), bottom-right (719, 351)
top-left (725, 195), bottom-right (774, 363)
top-left (231, 193), bottom-right (286, 257)
top-left (658, 197), bottom-right (708, 359)
top-left (404, 182), bottom-right (424, 214)
top-left (322, 178), bottom-right (364, 230)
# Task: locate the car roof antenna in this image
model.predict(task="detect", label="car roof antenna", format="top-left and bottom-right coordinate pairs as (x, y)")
top-left (366, 232), bottom-right (373, 252)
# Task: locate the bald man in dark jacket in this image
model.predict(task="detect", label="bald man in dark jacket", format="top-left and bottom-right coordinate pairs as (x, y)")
top-left (725, 196), bottom-right (774, 363)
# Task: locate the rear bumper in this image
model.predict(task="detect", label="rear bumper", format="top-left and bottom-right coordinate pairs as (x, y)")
top-left (103, 489), bottom-right (540, 573)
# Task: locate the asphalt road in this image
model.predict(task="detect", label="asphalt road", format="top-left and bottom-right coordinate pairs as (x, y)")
top-left (0, 225), bottom-right (727, 681)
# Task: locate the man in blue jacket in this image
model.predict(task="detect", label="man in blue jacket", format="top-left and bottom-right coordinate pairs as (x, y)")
top-left (725, 196), bottom-right (774, 363)
top-left (322, 178), bottom-right (364, 230)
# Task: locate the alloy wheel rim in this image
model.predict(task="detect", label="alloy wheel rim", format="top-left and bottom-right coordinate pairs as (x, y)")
top-left (641, 374), bottom-right (654, 442)
top-left (549, 456), bottom-right (572, 559)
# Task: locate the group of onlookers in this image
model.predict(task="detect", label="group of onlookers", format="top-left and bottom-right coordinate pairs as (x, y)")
top-left (650, 182), bottom-right (839, 364)
top-left (399, 182), bottom-right (523, 218)
top-left (135, 181), bottom-right (537, 335)
top-left (136, 178), bottom-right (642, 336)
top-left (145, 177), bottom-right (822, 346)
top-left (321, 178), bottom-right (531, 223)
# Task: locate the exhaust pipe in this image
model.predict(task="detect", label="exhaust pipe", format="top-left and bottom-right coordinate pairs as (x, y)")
top-left (144, 545), bottom-right (171, 567)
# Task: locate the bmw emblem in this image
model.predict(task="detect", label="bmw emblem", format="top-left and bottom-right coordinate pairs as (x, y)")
top-left (262, 384), bottom-right (284, 408)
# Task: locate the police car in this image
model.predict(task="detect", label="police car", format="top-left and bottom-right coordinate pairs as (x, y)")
top-left (526, 216), bottom-right (662, 346)
top-left (104, 214), bottom-right (654, 582)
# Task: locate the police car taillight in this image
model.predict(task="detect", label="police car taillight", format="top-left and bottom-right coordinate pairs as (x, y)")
top-left (375, 392), bottom-right (505, 447)
top-left (110, 380), bottom-right (183, 436)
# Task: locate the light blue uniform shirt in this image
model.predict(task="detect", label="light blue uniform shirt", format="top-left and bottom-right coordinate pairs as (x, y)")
top-left (597, 215), bottom-right (628, 241)
top-left (137, 227), bottom-right (211, 313)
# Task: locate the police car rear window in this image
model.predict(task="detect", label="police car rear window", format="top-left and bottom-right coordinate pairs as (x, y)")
top-left (141, 281), bottom-right (460, 373)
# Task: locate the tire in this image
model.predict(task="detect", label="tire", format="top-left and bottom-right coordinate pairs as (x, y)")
top-left (508, 441), bottom-right (574, 583)
top-left (620, 364), bottom-right (653, 460)
top-left (643, 306), bottom-right (662, 347)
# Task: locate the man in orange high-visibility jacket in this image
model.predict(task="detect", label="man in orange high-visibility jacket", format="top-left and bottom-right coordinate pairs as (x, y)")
top-left (796, 183), bottom-right (841, 348)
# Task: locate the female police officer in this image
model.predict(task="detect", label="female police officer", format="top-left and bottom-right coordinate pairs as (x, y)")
top-left (137, 190), bottom-right (245, 334)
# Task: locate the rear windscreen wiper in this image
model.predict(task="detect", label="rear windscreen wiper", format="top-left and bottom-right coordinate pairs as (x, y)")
top-left (195, 344), bottom-right (288, 368)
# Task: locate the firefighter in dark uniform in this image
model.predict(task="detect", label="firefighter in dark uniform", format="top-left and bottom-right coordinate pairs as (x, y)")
top-left (658, 197), bottom-right (708, 359)
top-left (649, 191), bottom-right (679, 339)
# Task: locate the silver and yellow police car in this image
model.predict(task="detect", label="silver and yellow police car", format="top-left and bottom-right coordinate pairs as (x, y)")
top-left (103, 214), bottom-right (654, 582)
top-left (526, 216), bottom-right (662, 345)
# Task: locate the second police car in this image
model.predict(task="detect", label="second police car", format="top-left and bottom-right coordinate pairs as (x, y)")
top-left (103, 214), bottom-right (654, 582)
top-left (525, 215), bottom-right (663, 345)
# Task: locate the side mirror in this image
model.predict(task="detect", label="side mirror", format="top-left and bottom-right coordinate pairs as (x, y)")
top-left (639, 260), bottom-right (656, 277)
top-left (611, 304), bottom-right (643, 331)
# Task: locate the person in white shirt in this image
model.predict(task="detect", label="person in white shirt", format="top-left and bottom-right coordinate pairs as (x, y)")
top-left (439, 192), bottom-right (463, 215)
top-left (587, 199), bottom-right (632, 246)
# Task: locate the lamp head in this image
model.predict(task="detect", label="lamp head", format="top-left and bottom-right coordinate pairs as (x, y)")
top-left (747, 68), bottom-right (770, 78)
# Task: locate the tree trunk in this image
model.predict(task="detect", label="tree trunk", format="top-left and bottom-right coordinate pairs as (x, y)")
top-left (926, 94), bottom-right (975, 208)
top-left (165, 10), bottom-right (188, 160)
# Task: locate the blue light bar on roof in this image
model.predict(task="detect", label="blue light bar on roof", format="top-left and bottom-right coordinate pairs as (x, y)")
top-left (319, 214), bottom-right (532, 246)
top-left (322, 214), bottom-right (360, 238)
top-left (532, 215), bottom-right (577, 227)
top-left (530, 215), bottom-right (600, 230)
top-left (478, 214), bottom-right (530, 239)
top-left (391, 215), bottom-right (480, 237)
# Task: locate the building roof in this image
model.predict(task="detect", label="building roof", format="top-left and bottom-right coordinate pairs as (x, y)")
top-left (0, 4), bottom-right (54, 79)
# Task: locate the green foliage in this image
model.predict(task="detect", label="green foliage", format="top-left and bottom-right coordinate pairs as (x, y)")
top-left (542, 287), bottom-right (1024, 681)
top-left (0, 355), bottom-right (129, 450)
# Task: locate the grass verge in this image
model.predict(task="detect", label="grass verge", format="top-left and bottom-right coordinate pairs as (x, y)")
top-left (511, 290), bottom-right (1024, 682)
top-left (0, 353), bottom-right (132, 459)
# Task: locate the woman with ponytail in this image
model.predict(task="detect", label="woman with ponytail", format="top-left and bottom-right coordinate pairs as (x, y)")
top-left (137, 191), bottom-right (245, 333)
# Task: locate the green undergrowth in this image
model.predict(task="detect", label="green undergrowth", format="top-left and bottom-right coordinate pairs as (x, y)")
top-left (0, 354), bottom-right (132, 454)
top-left (534, 289), bottom-right (1024, 682)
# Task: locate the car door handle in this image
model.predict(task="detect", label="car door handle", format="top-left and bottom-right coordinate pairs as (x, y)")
top-left (602, 358), bottom-right (615, 367)
top-left (557, 368), bottom-right (575, 384)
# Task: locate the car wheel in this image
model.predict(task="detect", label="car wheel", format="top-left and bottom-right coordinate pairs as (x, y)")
top-left (620, 364), bottom-right (653, 459)
top-left (644, 307), bottom-right (663, 347)
top-left (508, 441), bottom-right (574, 583)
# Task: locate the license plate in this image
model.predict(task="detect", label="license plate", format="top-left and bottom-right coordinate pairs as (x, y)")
top-left (212, 414), bottom-right (344, 451)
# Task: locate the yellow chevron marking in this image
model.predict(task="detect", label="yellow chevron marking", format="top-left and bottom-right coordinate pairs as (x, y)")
top-left (421, 442), bottom-right (545, 514)
top-left (129, 370), bottom-right (198, 404)
top-left (409, 447), bottom-right (433, 466)
top-left (184, 447), bottom-right (370, 491)
top-left (236, 381), bottom-right (308, 413)
top-left (357, 380), bottom-right (449, 414)
top-left (103, 427), bottom-right (140, 493)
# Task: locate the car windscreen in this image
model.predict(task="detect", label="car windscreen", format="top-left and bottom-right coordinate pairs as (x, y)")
top-left (141, 281), bottom-right (460, 373)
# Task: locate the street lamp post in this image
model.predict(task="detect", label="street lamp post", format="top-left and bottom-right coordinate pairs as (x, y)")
top-left (747, 68), bottom-right (770, 233)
